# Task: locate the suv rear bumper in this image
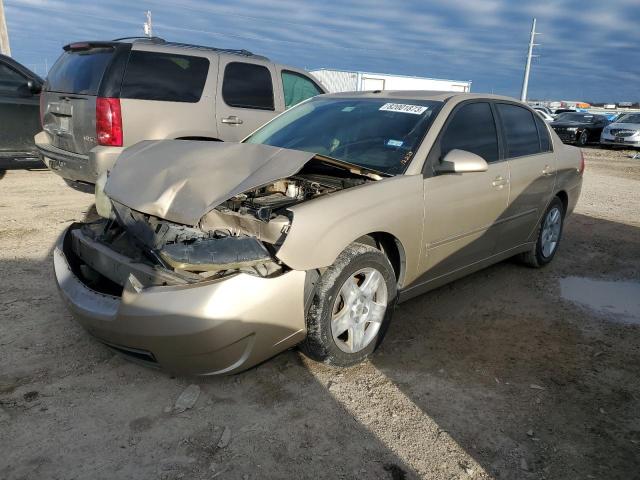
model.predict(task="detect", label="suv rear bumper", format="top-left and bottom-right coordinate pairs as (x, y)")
top-left (35, 131), bottom-right (123, 185)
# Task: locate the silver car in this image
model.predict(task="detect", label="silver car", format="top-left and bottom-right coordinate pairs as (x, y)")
top-left (600, 112), bottom-right (640, 148)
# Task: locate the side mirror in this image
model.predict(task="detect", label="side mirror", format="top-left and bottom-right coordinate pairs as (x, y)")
top-left (436, 149), bottom-right (489, 174)
top-left (27, 79), bottom-right (42, 94)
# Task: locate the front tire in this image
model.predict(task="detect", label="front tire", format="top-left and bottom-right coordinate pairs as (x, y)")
top-left (519, 197), bottom-right (565, 268)
top-left (577, 130), bottom-right (589, 146)
top-left (299, 243), bottom-right (397, 367)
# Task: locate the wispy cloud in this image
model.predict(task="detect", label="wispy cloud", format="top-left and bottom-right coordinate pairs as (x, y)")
top-left (4, 0), bottom-right (639, 101)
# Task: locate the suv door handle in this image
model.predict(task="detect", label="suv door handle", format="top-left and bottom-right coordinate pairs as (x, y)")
top-left (542, 165), bottom-right (554, 176)
top-left (221, 115), bottom-right (243, 125)
top-left (492, 175), bottom-right (508, 188)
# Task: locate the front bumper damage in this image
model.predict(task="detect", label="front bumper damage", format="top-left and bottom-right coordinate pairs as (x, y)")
top-left (53, 227), bottom-right (307, 375)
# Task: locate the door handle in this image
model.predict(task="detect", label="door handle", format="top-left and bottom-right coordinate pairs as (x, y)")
top-left (542, 165), bottom-right (554, 176)
top-left (221, 115), bottom-right (243, 125)
top-left (492, 175), bottom-right (508, 188)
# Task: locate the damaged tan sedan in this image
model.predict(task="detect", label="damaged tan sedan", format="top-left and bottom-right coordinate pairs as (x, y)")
top-left (54, 92), bottom-right (584, 374)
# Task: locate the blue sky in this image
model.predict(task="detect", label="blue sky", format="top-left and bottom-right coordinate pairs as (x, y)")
top-left (4, 0), bottom-right (639, 102)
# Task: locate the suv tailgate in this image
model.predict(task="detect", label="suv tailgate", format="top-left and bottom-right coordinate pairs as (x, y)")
top-left (42, 43), bottom-right (125, 155)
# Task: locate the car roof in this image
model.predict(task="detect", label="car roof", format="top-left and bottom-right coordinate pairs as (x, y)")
top-left (0, 54), bottom-right (43, 83)
top-left (320, 90), bottom-right (522, 103)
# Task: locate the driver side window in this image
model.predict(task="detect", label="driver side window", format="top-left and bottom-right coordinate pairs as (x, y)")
top-left (440, 102), bottom-right (499, 162)
top-left (0, 62), bottom-right (26, 96)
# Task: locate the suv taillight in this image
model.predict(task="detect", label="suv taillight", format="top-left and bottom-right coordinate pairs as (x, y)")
top-left (96, 97), bottom-right (123, 146)
top-left (579, 150), bottom-right (585, 174)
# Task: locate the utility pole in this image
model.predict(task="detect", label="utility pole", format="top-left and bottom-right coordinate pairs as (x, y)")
top-left (520, 18), bottom-right (540, 102)
top-left (0, 0), bottom-right (11, 56)
top-left (143, 10), bottom-right (153, 38)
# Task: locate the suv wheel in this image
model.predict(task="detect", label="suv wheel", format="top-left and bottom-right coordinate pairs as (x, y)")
top-left (300, 243), bottom-right (397, 367)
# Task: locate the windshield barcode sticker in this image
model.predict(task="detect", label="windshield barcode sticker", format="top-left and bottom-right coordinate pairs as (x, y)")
top-left (379, 103), bottom-right (428, 115)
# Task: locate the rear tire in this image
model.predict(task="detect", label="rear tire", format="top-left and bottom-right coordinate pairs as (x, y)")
top-left (299, 243), bottom-right (397, 367)
top-left (519, 196), bottom-right (565, 268)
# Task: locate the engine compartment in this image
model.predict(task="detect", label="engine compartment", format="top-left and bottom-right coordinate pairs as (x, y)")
top-left (70, 165), bottom-right (373, 292)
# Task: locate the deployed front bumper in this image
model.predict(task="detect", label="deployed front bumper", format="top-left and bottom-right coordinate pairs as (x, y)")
top-left (53, 229), bottom-right (307, 375)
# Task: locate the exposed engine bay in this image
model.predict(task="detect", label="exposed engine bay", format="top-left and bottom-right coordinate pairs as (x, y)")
top-left (68, 165), bottom-right (373, 294)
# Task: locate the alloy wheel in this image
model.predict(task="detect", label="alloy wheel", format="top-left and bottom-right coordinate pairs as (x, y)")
top-left (541, 207), bottom-right (562, 258)
top-left (331, 267), bottom-right (388, 353)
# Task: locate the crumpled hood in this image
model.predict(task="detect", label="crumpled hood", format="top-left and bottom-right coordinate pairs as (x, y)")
top-left (104, 140), bottom-right (315, 225)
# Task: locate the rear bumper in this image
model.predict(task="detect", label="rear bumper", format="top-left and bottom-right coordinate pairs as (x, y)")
top-left (35, 131), bottom-right (123, 185)
top-left (53, 228), bottom-right (307, 375)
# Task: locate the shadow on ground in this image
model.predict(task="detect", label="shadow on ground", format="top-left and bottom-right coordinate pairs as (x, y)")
top-left (1, 211), bottom-right (639, 479)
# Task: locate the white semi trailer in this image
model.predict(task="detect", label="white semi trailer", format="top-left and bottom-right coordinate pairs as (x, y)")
top-left (310, 69), bottom-right (472, 93)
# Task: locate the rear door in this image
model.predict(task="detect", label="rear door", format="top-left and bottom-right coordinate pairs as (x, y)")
top-left (42, 43), bottom-right (123, 155)
top-left (420, 101), bottom-right (510, 281)
top-left (494, 102), bottom-right (556, 249)
top-left (216, 59), bottom-right (283, 141)
top-left (279, 69), bottom-right (324, 109)
top-left (0, 60), bottom-right (40, 155)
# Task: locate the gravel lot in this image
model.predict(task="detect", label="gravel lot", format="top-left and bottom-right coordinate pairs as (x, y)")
top-left (1, 147), bottom-right (639, 480)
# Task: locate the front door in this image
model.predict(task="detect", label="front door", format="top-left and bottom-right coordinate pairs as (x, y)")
top-left (0, 61), bottom-right (40, 156)
top-left (216, 59), bottom-right (283, 142)
top-left (419, 101), bottom-right (509, 282)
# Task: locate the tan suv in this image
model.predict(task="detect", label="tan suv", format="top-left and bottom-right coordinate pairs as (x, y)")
top-left (35, 37), bottom-right (325, 191)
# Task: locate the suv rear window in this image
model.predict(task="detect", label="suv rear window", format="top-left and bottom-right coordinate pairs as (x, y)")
top-left (222, 62), bottom-right (274, 110)
top-left (46, 47), bottom-right (115, 95)
top-left (120, 51), bottom-right (209, 103)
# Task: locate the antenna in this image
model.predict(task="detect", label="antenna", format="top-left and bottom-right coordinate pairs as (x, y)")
top-left (143, 10), bottom-right (153, 38)
top-left (520, 18), bottom-right (541, 102)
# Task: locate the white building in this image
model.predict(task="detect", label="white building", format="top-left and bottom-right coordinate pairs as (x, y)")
top-left (310, 69), bottom-right (472, 94)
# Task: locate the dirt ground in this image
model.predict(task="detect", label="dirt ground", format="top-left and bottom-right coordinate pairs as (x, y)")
top-left (1, 147), bottom-right (639, 480)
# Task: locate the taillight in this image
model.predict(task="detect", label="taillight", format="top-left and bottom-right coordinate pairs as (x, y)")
top-left (579, 150), bottom-right (585, 174)
top-left (96, 97), bottom-right (123, 146)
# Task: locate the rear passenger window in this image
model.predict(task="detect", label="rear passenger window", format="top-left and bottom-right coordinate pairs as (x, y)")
top-left (534, 114), bottom-right (552, 152)
top-left (441, 102), bottom-right (499, 162)
top-left (222, 62), bottom-right (274, 110)
top-left (496, 104), bottom-right (541, 157)
top-left (120, 51), bottom-right (209, 103)
top-left (281, 71), bottom-right (323, 109)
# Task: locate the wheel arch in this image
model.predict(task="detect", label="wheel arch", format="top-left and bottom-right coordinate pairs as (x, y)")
top-left (355, 232), bottom-right (407, 288)
top-left (555, 189), bottom-right (568, 212)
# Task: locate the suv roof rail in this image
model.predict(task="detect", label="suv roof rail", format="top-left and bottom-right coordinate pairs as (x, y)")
top-left (112, 36), bottom-right (166, 43)
top-left (160, 40), bottom-right (268, 60)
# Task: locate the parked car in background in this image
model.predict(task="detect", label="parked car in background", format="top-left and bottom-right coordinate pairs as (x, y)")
top-left (0, 54), bottom-right (44, 169)
top-left (532, 106), bottom-right (553, 117)
top-left (36, 37), bottom-right (325, 191)
top-left (53, 92), bottom-right (583, 374)
top-left (553, 108), bottom-right (576, 115)
top-left (534, 108), bottom-right (554, 123)
top-left (550, 112), bottom-right (609, 146)
top-left (600, 112), bottom-right (640, 148)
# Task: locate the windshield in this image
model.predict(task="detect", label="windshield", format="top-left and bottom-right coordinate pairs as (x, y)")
top-left (244, 97), bottom-right (443, 175)
top-left (555, 112), bottom-right (601, 123)
top-left (616, 113), bottom-right (640, 124)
